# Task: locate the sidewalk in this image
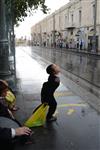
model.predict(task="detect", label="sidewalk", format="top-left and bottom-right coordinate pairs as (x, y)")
top-left (14, 46), bottom-right (100, 150)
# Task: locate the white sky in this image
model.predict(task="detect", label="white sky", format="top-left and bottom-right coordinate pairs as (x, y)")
top-left (15, 0), bottom-right (69, 39)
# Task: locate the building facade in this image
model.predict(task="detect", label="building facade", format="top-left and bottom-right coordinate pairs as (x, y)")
top-left (31, 0), bottom-right (100, 52)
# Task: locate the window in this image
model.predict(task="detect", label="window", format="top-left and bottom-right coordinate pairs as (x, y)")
top-left (71, 14), bottom-right (73, 25)
top-left (71, 30), bottom-right (73, 35)
top-left (93, 4), bottom-right (95, 21)
top-left (65, 15), bottom-right (67, 28)
top-left (79, 10), bottom-right (82, 26)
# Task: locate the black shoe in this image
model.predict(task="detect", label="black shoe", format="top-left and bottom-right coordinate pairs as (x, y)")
top-left (47, 116), bottom-right (57, 122)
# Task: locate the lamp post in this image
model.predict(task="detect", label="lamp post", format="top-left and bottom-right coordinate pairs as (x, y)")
top-left (92, 0), bottom-right (97, 53)
top-left (0, 0), bottom-right (11, 76)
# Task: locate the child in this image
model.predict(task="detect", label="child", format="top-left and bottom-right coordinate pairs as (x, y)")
top-left (41, 64), bottom-right (60, 122)
top-left (0, 80), bottom-right (18, 111)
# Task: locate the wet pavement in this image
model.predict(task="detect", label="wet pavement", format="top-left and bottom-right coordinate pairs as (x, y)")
top-left (30, 46), bottom-right (100, 87)
top-left (30, 46), bottom-right (100, 99)
top-left (15, 46), bottom-right (100, 150)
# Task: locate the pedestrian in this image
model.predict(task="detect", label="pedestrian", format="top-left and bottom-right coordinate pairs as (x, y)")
top-left (0, 123), bottom-right (32, 150)
top-left (0, 81), bottom-right (32, 149)
top-left (0, 101), bottom-right (32, 150)
top-left (79, 39), bottom-right (82, 50)
top-left (0, 80), bottom-right (18, 111)
top-left (41, 64), bottom-right (60, 122)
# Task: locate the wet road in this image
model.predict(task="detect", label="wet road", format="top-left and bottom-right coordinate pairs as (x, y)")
top-left (15, 46), bottom-right (100, 150)
top-left (30, 46), bottom-right (100, 88)
top-left (28, 46), bottom-right (100, 100)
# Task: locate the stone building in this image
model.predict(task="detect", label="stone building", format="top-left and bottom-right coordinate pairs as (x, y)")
top-left (31, 0), bottom-right (100, 52)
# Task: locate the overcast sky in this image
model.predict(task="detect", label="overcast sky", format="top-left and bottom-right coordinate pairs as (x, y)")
top-left (15, 0), bottom-right (69, 39)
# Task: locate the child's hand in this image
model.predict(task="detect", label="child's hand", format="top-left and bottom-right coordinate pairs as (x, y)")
top-left (43, 102), bottom-right (48, 107)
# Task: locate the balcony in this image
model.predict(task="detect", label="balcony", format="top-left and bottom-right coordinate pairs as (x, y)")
top-left (65, 23), bottom-right (76, 29)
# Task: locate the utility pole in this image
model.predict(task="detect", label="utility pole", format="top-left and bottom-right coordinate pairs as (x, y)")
top-left (0, 0), bottom-right (10, 76)
top-left (92, 0), bottom-right (97, 53)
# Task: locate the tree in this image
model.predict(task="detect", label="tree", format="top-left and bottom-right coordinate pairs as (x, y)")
top-left (0, 0), bottom-right (48, 82)
top-left (5, 0), bottom-right (48, 24)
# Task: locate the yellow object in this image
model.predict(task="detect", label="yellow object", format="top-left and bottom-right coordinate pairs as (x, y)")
top-left (67, 109), bottom-right (75, 115)
top-left (58, 103), bottom-right (87, 108)
top-left (5, 90), bottom-right (16, 103)
top-left (24, 103), bottom-right (48, 127)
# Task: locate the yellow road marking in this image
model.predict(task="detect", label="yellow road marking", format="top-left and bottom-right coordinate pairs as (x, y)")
top-left (67, 109), bottom-right (75, 115)
top-left (54, 91), bottom-right (73, 97)
top-left (53, 104), bottom-right (87, 116)
top-left (58, 103), bottom-right (87, 108)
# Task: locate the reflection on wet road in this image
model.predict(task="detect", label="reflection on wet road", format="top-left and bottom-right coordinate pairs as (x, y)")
top-left (15, 46), bottom-right (100, 150)
top-left (30, 46), bottom-right (100, 88)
